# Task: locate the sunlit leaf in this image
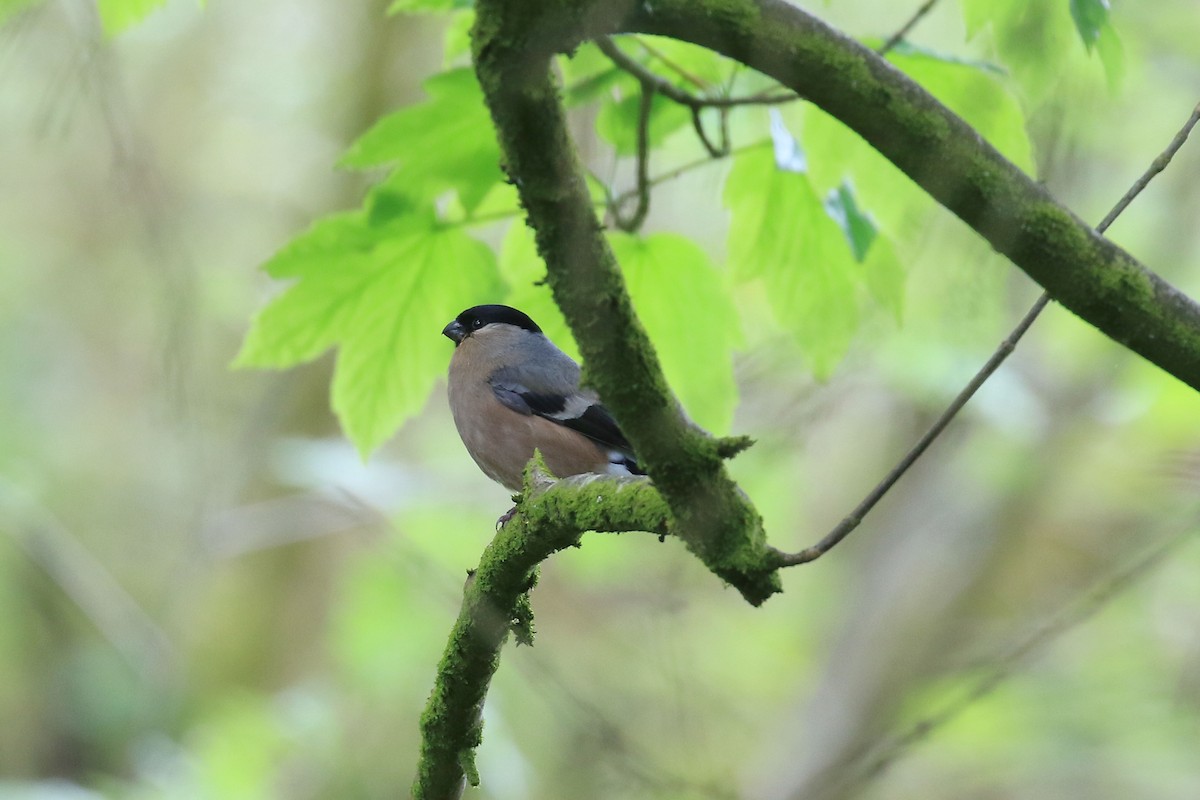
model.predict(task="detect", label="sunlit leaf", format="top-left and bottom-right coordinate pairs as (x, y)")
top-left (595, 91), bottom-right (692, 156)
top-left (1069, 0), bottom-right (1109, 51)
top-left (236, 211), bottom-right (503, 456)
top-left (340, 68), bottom-right (502, 213)
top-left (560, 42), bottom-right (631, 107)
top-left (442, 9), bottom-right (475, 65)
top-left (887, 46), bottom-right (1034, 175)
top-left (499, 226), bottom-right (739, 430)
top-left (635, 35), bottom-right (733, 88)
top-left (96, 0), bottom-right (166, 35)
top-left (725, 148), bottom-right (858, 377)
top-left (861, 236), bottom-right (906, 323)
top-left (388, 0), bottom-right (471, 14)
top-left (886, 40), bottom-right (1005, 75)
top-left (823, 181), bottom-right (876, 262)
top-left (498, 221), bottom-right (579, 362)
top-left (799, 103), bottom-right (931, 240)
top-left (958, 0), bottom-right (1079, 107)
top-left (821, 179), bottom-right (905, 320)
top-left (609, 232), bottom-right (739, 432)
top-left (1094, 15), bottom-right (1125, 91)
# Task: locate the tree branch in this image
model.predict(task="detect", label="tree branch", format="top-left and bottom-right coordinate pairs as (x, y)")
top-left (587, 0), bottom-right (1200, 391)
top-left (779, 100), bottom-right (1200, 566)
top-left (413, 464), bottom-right (670, 800)
top-left (473, 1), bottom-right (785, 607)
top-left (596, 35), bottom-right (795, 227)
top-left (595, 35), bottom-right (796, 110)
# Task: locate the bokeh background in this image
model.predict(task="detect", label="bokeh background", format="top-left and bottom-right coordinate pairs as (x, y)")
top-left (3, 0), bottom-right (1200, 798)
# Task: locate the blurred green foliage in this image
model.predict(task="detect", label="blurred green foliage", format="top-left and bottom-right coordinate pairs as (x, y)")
top-left (2, 0), bottom-right (1200, 798)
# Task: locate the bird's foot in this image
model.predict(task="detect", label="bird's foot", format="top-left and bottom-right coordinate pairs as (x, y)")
top-left (496, 505), bottom-right (518, 529)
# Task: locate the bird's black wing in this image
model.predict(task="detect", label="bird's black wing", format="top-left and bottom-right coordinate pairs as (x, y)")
top-left (490, 378), bottom-right (644, 474)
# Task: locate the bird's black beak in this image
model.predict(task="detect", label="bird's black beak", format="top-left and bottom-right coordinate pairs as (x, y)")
top-left (442, 319), bottom-right (467, 345)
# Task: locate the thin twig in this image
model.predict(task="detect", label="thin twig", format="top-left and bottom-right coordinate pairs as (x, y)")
top-left (597, 35), bottom-right (796, 230)
top-left (879, 0), bottom-right (941, 55)
top-left (632, 34), bottom-right (710, 90)
top-left (598, 38), bottom-right (797, 109)
top-left (611, 82), bottom-right (655, 231)
top-left (776, 100), bottom-right (1200, 568)
top-left (596, 1), bottom-right (939, 231)
top-left (690, 106), bottom-right (727, 158)
top-left (775, 295), bottom-right (1049, 566)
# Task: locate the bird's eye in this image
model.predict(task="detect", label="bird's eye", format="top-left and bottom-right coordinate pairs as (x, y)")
top-left (470, 318), bottom-right (484, 330)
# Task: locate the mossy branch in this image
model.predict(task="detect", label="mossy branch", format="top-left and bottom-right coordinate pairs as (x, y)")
top-left (473, 1), bottom-right (785, 611)
top-left (477, 0), bottom-right (1200, 390)
top-left (421, 1), bottom-right (1200, 795)
top-left (413, 460), bottom-right (670, 800)
top-left (636, 0), bottom-right (1200, 387)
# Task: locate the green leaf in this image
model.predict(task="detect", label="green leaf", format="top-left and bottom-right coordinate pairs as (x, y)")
top-left (959, 0), bottom-right (1079, 107)
top-left (609, 232), bottom-right (739, 432)
top-left (861, 236), bottom-right (906, 323)
top-left (340, 69), bottom-right (502, 213)
top-left (635, 35), bottom-right (733, 88)
top-left (387, 0), bottom-right (471, 14)
top-left (795, 101), bottom-right (929, 241)
top-left (1094, 21), bottom-right (1125, 91)
top-left (236, 211), bottom-right (503, 457)
top-left (823, 181), bottom-right (877, 262)
top-left (887, 46), bottom-right (1034, 175)
top-left (886, 40), bottom-right (1005, 75)
top-left (725, 148), bottom-right (859, 378)
top-left (821, 179), bottom-right (905, 320)
top-left (595, 91), bottom-right (692, 156)
top-left (1069, 0), bottom-right (1109, 51)
top-left (442, 9), bottom-right (475, 66)
top-left (560, 42), bottom-right (632, 107)
top-left (96, 0), bottom-right (166, 35)
top-left (499, 226), bottom-right (739, 430)
top-left (497, 222), bottom-right (580, 362)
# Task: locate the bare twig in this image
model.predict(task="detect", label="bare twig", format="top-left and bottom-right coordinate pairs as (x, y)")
top-left (597, 35), bottom-right (796, 229)
top-left (597, 0), bottom-right (944, 230)
top-left (597, 36), bottom-right (796, 109)
top-left (611, 81), bottom-right (655, 231)
top-left (879, 0), bottom-right (941, 55)
top-left (612, 137), bottom-right (772, 209)
top-left (776, 100), bottom-right (1200, 568)
top-left (632, 35), bottom-right (710, 89)
top-left (690, 106), bottom-right (728, 158)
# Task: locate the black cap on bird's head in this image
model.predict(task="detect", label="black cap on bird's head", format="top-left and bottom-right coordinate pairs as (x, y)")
top-left (442, 304), bottom-right (542, 345)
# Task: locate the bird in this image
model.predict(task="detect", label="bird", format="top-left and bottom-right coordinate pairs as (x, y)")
top-left (442, 304), bottom-right (645, 493)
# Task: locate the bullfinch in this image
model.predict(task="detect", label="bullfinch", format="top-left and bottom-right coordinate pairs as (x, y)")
top-left (443, 304), bottom-right (645, 492)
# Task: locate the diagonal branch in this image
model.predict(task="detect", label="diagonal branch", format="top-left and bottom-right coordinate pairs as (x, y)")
top-left (779, 100), bottom-right (1200, 566)
top-left (473, 1), bottom-right (785, 607)
top-left (617, 0), bottom-right (1200, 390)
